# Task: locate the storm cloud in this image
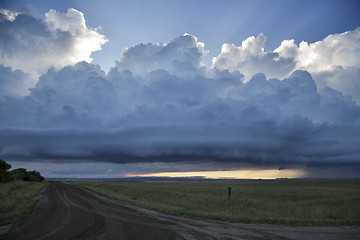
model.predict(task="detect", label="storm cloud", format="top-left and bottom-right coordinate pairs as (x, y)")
top-left (0, 8), bottom-right (107, 76)
top-left (213, 27), bottom-right (360, 103)
top-left (0, 8), bottom-right (359, 177)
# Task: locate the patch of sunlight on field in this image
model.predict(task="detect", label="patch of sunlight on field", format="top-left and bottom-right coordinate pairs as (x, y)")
top-left (128, 168), bottom-right (306, 179)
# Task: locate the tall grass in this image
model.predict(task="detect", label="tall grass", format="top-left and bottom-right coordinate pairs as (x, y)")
top-left (71, 179), bottom-right (360, 226)
top-left (0, 181), bottom-right (47, 225)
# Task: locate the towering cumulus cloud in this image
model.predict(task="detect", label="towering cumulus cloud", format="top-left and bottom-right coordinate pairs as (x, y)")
top-left (213, 27), bottom-right (360, 103)
top-left (0, 8), bottom-right (107, 76)
top-left (0, 8), bottom-right (359, 178)
top-left (212, 33), bottom-right (296, 80)
top-left (115, 34), bottom-right (208, 76)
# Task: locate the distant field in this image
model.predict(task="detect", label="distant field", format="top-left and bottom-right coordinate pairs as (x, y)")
top-left (70, 179), bottom-right (360, 226)
top-left (0, 181), bottom-right (48, 225)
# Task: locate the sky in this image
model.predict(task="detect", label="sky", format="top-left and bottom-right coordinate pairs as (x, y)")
top-left (0, 0), bottom-right (360, 179)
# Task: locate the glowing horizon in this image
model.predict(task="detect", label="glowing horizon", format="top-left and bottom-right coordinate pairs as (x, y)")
top-left (127, 169), bottom-right (306, 179)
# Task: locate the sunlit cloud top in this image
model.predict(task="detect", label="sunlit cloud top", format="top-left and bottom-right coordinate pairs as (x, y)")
top-left (0, 8), bottom-right (107, 77)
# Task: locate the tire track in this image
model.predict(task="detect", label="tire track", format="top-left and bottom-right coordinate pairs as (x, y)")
top-left (3, 182), bottom-right (178, 240)
top-left (2, 182), bottom-right (360, 240)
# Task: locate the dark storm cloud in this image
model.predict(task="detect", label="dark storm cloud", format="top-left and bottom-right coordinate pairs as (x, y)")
top-left (0, 8), bottom-right (360, 177)
top-left (0, 63), bottom-right (360, 170)
top-left (1, 102), bottom-right (359, 170)
top-left (1, 62), bottom-right (360, 171)
top-left (1, 62), bottom-right (359, 172)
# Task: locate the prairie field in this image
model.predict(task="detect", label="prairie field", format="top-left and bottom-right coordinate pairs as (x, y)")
top-left (0, 181), bottom-right (48, 225)
top-left (71, 179), bottom-right (360, 226)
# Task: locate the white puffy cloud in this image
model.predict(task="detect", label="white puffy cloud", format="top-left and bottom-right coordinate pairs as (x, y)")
top-left (289, 28), bottom-right (360, 73)
top-left (45, 9), bottom-right (107, 63)
top-left (0, 8), bottom-right (107, 76)
top-left (213, 27), bottom-right (360, 102)
top-left (212, 33), bottom-right (296, 80)
top-left (114, 33), bottom-right (208, 77)
top-left (275, 29), bottom-right (360, 102)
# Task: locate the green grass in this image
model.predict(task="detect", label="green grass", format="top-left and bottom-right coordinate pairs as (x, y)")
top-left (0, 181), bottom-right (48, 226)
top-left (70, 179), bottom-right (360, 226)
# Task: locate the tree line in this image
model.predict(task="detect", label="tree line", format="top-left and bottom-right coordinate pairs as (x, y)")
top-left (0, 159), bottom-right (45, 182)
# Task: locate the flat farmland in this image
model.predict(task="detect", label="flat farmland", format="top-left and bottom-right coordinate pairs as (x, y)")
top-left (70, 179), bottom-right (360, 226)
top-left (2, 181), bottom-right (359, 240)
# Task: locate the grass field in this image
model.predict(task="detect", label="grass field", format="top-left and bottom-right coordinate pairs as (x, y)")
top-left (0, 181), bottom-right (48, 226)
top-left (71, 179), bottom-right (360, 226)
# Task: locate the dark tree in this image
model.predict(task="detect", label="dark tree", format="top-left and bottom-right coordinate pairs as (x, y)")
top-left (28, 170), bottom-right (45, 182)
top-left (0, 159), bottom-right (45, 182)
top-left (10, 168), bottom-right (45, 182)
top-left (11, 168), bottom-right (30, 181)
top-left (0, 159), bottom-right (13, 182)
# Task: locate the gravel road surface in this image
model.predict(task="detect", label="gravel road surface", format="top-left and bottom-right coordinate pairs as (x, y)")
top-left (1, 181), bottom-right (359, 240)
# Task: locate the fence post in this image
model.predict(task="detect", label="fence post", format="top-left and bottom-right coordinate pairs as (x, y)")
top-left (228, 187), bottom-right (231, 200)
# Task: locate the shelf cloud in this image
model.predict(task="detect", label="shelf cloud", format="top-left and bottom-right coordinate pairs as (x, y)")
top-left (0, 8), bottom-right (359, 177)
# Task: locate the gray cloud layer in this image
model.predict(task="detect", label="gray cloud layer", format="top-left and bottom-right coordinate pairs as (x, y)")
top-left (0, 8), bottom-right (359, 177)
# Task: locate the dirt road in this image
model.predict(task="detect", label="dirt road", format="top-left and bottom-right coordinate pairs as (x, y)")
top-left (1, 181), bottom-right (359, 240)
